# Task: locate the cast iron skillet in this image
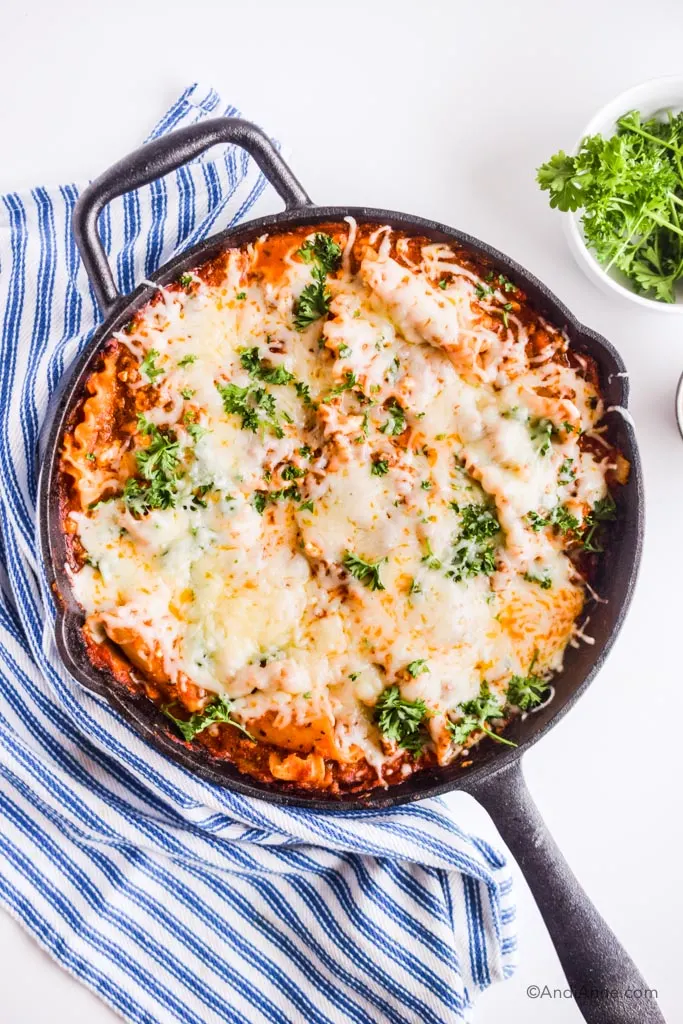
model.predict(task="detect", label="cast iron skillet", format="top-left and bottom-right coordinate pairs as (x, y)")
top-left (38, 119), bottom-right (661, 1024)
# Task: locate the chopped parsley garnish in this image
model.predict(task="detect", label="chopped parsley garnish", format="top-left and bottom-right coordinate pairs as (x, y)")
top-left (371, 457), bottom-right (390, 477)
top-left (122, 475), bottom-right (174, 516)
top-left (581, 494), bottom-right (617, 553)
top-left (163, 695), bottom-right (254, 742)
top-left (421, 540), bottom-right (442, 571)
top-left (181, 387), bottom-right (195, 400)
top-left (529, 417), bottom-right (555, 456)
top-left (183, 413), bottom-right (208, 442)
top-left (179, 273), bottom-right (193, 289)
top-left (338, 344), bottom-right (352, 358)
top-left (253, 485), bottom-right (301, 514)
top-left (438, 278), bottom-right (448, 289)
top-left (475, 281), bottom-right (494, 301)
top-left (293, 233), bottom-right (342, 331)
top-left (85, 452), bottom-right (96, 462)
top-left (281, 464), bottom-right (306, 481)
top-left (421, 480), bottom-right (432, 490)
top-left (406, 659), bottom-right (429, 678)
top-left (448, 682), bottom-right (515, 747)
top-left (140, 348), bottom-right (164, 384)
top-left (527, 505), bottom-right (580, 535)
top-left (299, 500), bottom-right (315, 513)
top-left (178, 354), bottom-right (197, 367)
top-left (253, 491), bottom-right (267, 515)
top-left (380, 398), bottom-right (406, 436)
top-left (294, 380), bottom-right (312, 406)
top-left (215, 380), bottom-right (283, 437)
top-left (297, 232), bottom-right (343, 274)
top-left (120, 417), bottom-right (182, 516)
top-left (374, 685), bottom-right (428, 753)
top-left (136, 416), bottom-right (180, 481)
top-left (329, 371), bottom-right (358, 396)
top-left (447, 503), bottom-right (500, 581)
top-left (239, 347), bottom-right (294, 385)
top-left (343, 551), bottom-right (386, 591)
top-left (299, 445), bottom-right (312, 458)
top-left (507, 657), bottom-right (550, 710)
top-left (236, 291), bottom-right (247, 300)
top-left (558, 458), bottom-right (575, 484)
top-left (524, 569), bottom-right (552, 590)
top-left (190, 483), bottom-right (213, 509)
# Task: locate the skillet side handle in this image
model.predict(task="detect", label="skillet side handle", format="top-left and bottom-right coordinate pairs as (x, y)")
top-left (462, 758), bottom-right (665, 1024)
top-left (73, 117), bottom-right (312, 314)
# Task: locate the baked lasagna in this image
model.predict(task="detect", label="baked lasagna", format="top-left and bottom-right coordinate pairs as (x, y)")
top-left (59, 221), bottom-right (627, 794)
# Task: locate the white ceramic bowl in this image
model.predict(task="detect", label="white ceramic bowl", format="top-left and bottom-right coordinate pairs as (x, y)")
top-left (564, 75), bottom-right (683, 314)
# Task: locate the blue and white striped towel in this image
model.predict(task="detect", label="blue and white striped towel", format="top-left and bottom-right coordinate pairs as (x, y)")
top-left (0, 83), bottom-right (517, 1024)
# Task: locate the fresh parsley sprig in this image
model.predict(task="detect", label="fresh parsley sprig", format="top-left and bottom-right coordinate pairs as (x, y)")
top-left (163, 695), bottom-right (254, 742)
top-left (293, 233), bottom-right (342, 331)
top-left (215, 380), bottom-right (284, 437)
top-left (380, 398), bottom-right (406, 436)
top-left (140, 349), bottom-right (164, 384)
top-left (448, 682), bottom-right (516, 747)
top-left (343, 551), bottom-right (387, 591)
top-left (120, 417), bottom-right (182, 516)
top-left (374, 685), bottom-right (428, 753)
top-left (581, 494), bottom-right (617, 553)
top-left (239, 347), bottom-right (295, 385)
top-left (447, 503), bottom-right (500, 582)
top-left (507, 660), bottom-right (551, 711)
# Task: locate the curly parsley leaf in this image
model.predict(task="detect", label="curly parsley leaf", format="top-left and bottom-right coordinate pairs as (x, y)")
top-left (529, 417), bottom-right (556, 456)
top-left (297, 233), bottom-right (343, 275)
top-left (448, 682), bottom-right (516, 747)
top-left (163, 695), bottom-right (254, 742)
top-left (526, 505), bottom-right (580, 536)
top-left (293, 233), bottom-right (342, 331)
top-left (239, 347), bottom-right (295, 385)
top-left (140, 348), bottom-right (164, 384)
top-left (135, 417), bottom-right (180, 481)
top-left (406, 659), bottom-right (429, 678)
top-left (447, 503), bottom-right (500, 582)
top-left (120, 418), bottom-right (183, 516)
top-left (506, 666), bottom-right (551, 711)
top-left (380, 398), bottom-right (406, 436)
top-left (343, 551), bottom-right (386, 591)
top-left (524, 569), bottom-right (552, 590)
top-left (374, 685), bottom-right (428, 753)
top-left (329, 371), bottom-right (358, 396)
top-left (215, 380), bottom-right (284, 437)
top-left (581, 493), bottom-right (617, 552)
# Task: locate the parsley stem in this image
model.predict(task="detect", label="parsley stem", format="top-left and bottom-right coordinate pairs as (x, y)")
top-left (620, 119), bottom-right (682, 155)
top-left (480, 724), bottom-right (517, 748)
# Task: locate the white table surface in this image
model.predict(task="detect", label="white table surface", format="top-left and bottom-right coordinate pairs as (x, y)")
top-left (1, 0), bottom-right (681, 1021)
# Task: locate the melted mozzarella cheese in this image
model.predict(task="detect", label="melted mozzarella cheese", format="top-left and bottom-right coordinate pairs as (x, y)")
top-left (67, 225), bottom-right (615, 779)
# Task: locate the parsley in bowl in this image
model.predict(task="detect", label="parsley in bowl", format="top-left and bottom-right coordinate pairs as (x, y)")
top-left (538, 76), bottom-right (683, 310)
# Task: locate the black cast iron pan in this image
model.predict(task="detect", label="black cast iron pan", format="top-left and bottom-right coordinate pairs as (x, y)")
top-left (37, 118), bottom-right (661, 1024)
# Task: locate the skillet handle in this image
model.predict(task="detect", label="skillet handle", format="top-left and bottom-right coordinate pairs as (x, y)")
top-left (462, 759), bottom-right (665, 1024)
top-left (73, 117), bottom-right (312, 314)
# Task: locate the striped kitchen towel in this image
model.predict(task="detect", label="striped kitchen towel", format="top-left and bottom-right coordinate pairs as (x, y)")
top-left (0, 83), bottom-right (517, 1024)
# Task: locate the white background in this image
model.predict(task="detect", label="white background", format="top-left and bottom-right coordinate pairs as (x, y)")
top-left (0, 0), bottom-right (681, 1021)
